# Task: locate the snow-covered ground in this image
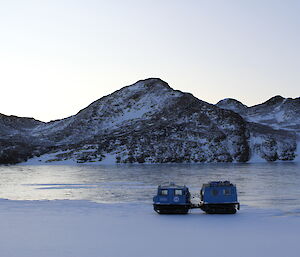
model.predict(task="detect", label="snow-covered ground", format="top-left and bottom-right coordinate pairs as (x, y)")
top-left (0, 199), bottom-right (299, 257)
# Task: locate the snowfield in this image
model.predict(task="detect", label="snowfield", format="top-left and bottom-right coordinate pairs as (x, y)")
top-left (0, 199), bottom-right (299, 257)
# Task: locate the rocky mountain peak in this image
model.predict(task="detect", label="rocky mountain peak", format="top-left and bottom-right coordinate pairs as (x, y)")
top-left (132, 78), bottom-right (171, 90)
top-left (257, 95), bottom-right (285, 107)
top-left (216, 98), bottom-right (247, 113)
top-left (0, 113), bottom-right (43, 132)
top-left (216, 95), bottom-right (300, 136)
top-left (118, 78), bottom-right (172, 97)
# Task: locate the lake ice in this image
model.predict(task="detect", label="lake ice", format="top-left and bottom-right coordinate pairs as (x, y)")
top-left (1, 163), bottom-right (300, 212)
top-left (0, 163), bottom-right (299, 257)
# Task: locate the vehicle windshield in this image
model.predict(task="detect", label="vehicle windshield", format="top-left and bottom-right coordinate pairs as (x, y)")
top-left (159, 189), bottom-right (168, 196)
top-left (175, 189), bottom-right (183, 195)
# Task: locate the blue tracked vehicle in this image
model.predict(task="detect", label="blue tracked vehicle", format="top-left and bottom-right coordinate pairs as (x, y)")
top-left (153, 183), bottom-right (192, 214)
top-left (200, 181), bottom-right (240, 214)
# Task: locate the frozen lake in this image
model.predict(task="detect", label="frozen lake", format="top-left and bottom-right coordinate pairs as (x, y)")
top-left (1, 163), bottom-right (300, 257)
top-left (1, 163), bottom-right (300, 213)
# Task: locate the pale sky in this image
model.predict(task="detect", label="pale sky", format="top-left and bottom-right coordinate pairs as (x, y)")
top-left (0, 0), bottom-right (299, 122)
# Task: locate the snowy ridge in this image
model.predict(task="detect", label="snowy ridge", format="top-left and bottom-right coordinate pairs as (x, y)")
top-left (0, 78), bottom-right (298, 164)
top-left (217, 95), bottom-right (300, 133)
top-left (217, 95), bottom-right (299, 162)
top-left (31, 78), bottom-right (182, 141)
top-left (216, 98), bottom-right (247, 113)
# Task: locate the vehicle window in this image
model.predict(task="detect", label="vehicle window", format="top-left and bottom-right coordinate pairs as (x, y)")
top-left (175, 189), bottom-right (183, 196)
top-left (223, 188), bottom-right (231, 195)
top-left (211, 189), bottom-right (218, 196)
top-left (160, 190), bottom-right (168, 196)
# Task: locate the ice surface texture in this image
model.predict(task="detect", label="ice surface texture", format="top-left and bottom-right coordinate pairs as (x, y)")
top-left (0, 199), bottom-right (299, 257)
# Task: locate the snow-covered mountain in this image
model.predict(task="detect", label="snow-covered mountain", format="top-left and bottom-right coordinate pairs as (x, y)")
top-left (0, 78), bottom-right (298, 164)
top-left (217, 96), bottom-right (299, 161)
top-left (217, 96), bottom-right (300, 134)
top-left (0, 114), bottom-right (45, 164)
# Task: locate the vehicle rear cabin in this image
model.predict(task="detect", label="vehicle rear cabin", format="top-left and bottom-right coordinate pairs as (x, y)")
top-left (200, 181), bottom-right (240, 214)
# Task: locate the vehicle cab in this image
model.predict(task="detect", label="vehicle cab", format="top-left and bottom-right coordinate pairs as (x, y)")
top-left (153, 183), bottom-right (191, 214)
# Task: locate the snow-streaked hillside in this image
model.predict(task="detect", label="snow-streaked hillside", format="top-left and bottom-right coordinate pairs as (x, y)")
top-left (217, 96), bottom-right (300, 134)
top-left (31, 78), bottom-right (183, 143)
top-left (0, 78), bottom-right (298, 164)
top-left (217, 96), bottom-right (300, 162)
